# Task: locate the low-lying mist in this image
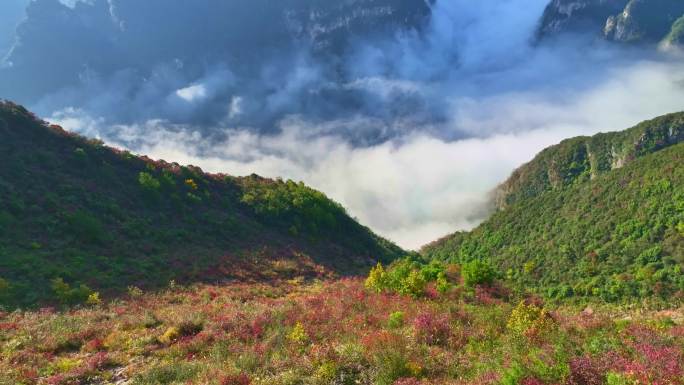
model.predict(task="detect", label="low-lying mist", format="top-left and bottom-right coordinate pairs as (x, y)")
top-left (9, 0), bottom-right (684, 249)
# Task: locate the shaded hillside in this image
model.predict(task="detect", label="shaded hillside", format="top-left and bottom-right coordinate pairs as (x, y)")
top-left (424, 115), bottom-right (684, 302)
top-left (0, 101), bottom-right (404, 307)
top-left (494, 112), bottom-right (684, 209)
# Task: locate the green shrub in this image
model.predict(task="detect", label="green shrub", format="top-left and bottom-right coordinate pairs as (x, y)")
top-left (65, 210), bottom-right (105, 243)
top-left (138, 172), bottom-right (161, 191)
top-left (606, 372), bottom-right (636, 385)
top-left (51, 278), bottom-right (94, 305)
top-left (461, 260), bottom-right (496, 287)
top-left (388, 311), bottom-right (405, 328)
top-left (374, 349), bottom-right (411, 385)
top-left (0, 277), bottom-right (10, 304)
top-left (133, 362), bottom-right (200, 385)
top-left (397, 270), bottom-right (426, 297)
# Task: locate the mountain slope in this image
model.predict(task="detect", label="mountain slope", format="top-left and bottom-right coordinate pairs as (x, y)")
top-left (538, 0), bottom-right (684, 47)
top-left (0, 101), bottom-right (404, 307)
top-left (494, 112), bottom-right (684, 209)
top-left (424, 113), bottom-right (684, 302)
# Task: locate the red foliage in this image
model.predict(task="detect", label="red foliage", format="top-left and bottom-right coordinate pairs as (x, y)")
top-left (220, 373), bottom-right (251, 385)
top-left (622, 343), bottom-right (683, 385)
top-left (521, 378), bottom-right (545, 385)
top-left (83, 338), bottom-right (104, 352)
top-left (393, 378), bottom-right (422, 385)
top-left (413, 312), bottom-right (451, 346)
top-left (568, 356), bottom-right (604, 385)
top-left (0, 322), bottom-right (18, 331)
top-left (85, 352), bottom-right (109, 371)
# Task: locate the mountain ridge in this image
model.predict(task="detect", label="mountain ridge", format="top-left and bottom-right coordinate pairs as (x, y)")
top-left (424, 112), bottom-right (684, 302)
top-left (0, 101), bottom-right (404, 307)
top-left (493, 112), bottom-right (684, 209)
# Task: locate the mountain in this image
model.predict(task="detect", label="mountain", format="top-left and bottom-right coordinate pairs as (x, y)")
top-left (423, 112), bottom-right (684, 302)
top-left (494, 112), bottom-right (684, 209)
top-left (0, 0), bottom-right (432, 106)
top-left (538, 0), bottom-right (684, 47)
top-left (0, 101), bottom-right (404, 307)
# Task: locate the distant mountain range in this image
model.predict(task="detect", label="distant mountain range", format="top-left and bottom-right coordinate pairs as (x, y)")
top-left (0, 0), bottom-right (432, 106)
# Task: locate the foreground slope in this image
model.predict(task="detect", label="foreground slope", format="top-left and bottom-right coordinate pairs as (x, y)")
top-left (0, 101), bottom-right (403, 307)
top-left (2, 279), bottom-right (684, 385)
top-left (424, 113), bottom-right (684, 301)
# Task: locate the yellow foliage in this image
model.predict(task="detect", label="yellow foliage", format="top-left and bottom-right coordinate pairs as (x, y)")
top-left (48, 357), bottom-right (82, 374)
top-left (159, 326), bottom-right (181, 345)
top-left (406, 361), bottom-right (423, 377)
top-left (315, 361), bottom-right (338, 381)
top-left (103, 330), bottom-right (134, 351)
top-left (288, 322), bottom-right (308, 345)
top-left (365, 262), bottom-right (387, 293)
top-left (86, 292), bottom-right (102, 305)
top-left (185, 178), bottom-right (198, 190)
top-left (507, 301), bottom-right (556, 338)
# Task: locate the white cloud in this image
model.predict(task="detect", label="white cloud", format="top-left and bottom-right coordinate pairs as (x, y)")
top-left (51, 58), bottom-right (684, 250)
top-left (176, 84), bottom-right (207, 102)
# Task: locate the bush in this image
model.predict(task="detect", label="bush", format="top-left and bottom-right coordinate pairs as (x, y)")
top-left (413, 312), bottom-right (451, 346)
top-left (397, 270), bottom-right (426, 298)
top-left (134, 362), bottom-right (199, 385)
top-left (65, 210), bottom-right (105, 243)
top-left (461, 260), bottom-right (497, 287)
top-left (0, 278), bottom-right (11, 303)
top-left (51, 278), bottom-right (94, 305)
top-left (138, 172), bottom-right (161, 191)
top-left (220, 374), bottom-right (251, 385)
top-left (388, 311), bottom-right (405, 329)
top-left (507, 301), bottom-right (556, 339)
top-left (288, 322), bottom-right (308, 345)
top-left (366, 263), bottom-right (388, 293)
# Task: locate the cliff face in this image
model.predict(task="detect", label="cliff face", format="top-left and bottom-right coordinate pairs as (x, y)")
top-left (538, 0), bottom-right (684, 47)
top-left (537, 0), bottom-right (629, 38)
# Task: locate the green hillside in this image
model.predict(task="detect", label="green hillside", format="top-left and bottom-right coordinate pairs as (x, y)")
top-left (0, 101), bottom-right (404, 308)
top-left (494, 112), bottom-right (684, 209)
top-left (424, 114), bottom-right (684, 303)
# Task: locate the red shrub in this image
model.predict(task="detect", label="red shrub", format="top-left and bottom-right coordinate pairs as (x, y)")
top-left (0, 322), bottom-right (18, 331)
top-left (568, 356), bottom-right (604, 385)
top-left (83, 338), bottom-right (104, 352)
top-left (393, 378), bottom-right (422, 385)
top-left (623, 343), bottom-right (683, 385)
top-left (85, 352), bottom-right (109, 371)
top-left (521, 378), bottom-right (545, 385)
top-left (220, 373), bottom-right (251, 385)
top-left (413, 312), bottom-right (451, 346)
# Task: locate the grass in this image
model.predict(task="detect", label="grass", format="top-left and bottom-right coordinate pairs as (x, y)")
top-left (1, 278), bottom-right (682, 385)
